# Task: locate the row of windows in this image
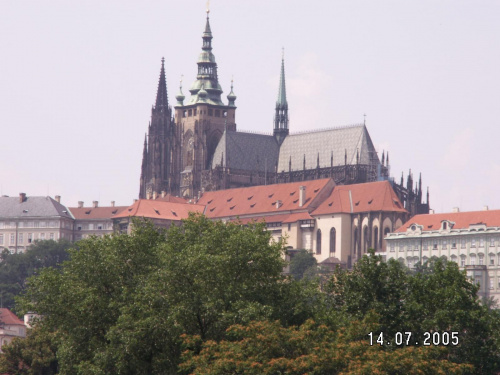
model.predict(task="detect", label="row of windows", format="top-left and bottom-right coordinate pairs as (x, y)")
top-left (0, 221), bottom-right (61, 229)
top-left (76, 223), bottom-right (112, 231)
top-left (0, 232), bottom-right (57, 245)
top-left (182, 108), bottom-right (228, 118)
top-left (399, 254), bottom-right (500, 268)
top-left (390, 236), bottom-right (500, 251)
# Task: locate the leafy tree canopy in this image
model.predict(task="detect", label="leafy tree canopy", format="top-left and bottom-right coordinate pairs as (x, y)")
top-left (0, 240), bottom-right (72, 310)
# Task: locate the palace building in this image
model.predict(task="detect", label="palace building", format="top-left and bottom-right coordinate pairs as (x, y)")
top-left (138, 10), bottom-right (429, 218)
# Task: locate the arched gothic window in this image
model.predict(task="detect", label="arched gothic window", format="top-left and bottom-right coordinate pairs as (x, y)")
top-left (329, 228), bottom-right (336, 256)
top-left (373, 227), bottom-right (379, 250)
top-left (316, 229), bottom-right (322, 255)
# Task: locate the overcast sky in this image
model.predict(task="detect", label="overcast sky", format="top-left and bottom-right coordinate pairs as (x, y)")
top-left (1, 1), bottom-right (499, 212)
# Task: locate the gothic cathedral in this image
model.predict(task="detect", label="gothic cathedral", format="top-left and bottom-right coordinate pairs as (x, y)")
top-left (139, 11), bottom-right (430, 217)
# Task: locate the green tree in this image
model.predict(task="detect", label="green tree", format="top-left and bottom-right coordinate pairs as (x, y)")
top-left (0, 240), bottom-right (71, 310)
top-left (0, 326), bottom-right (59, 375)
top-left (17, 215), bottom-right (307, 374)
top-left (180, 317), bottom-right (473, 375)
top-left (289, 249), bottom-right (317, 280)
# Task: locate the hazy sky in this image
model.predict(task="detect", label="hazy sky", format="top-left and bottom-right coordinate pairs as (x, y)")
top-left (1, 1), bottom-right (499, 212)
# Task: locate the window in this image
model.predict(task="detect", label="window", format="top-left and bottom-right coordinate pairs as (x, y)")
top-left (470, 254), bottom-right (476, 265)
top-left (373, 227), bottom-right (378, 250)
top-left (490, 237), bottom-right (496, 247)
top-left (432, 240), bottom-right (438, 250)
top-left (390, 241), bottom-right (395, 252)
top-left (0, 234), bottom-right (3, 245)
top-left (34, 221), bottom-right (39, 228)
top-left (408, 242), bottom-right (413, 251)
top-left (329, 228), bottom-right (336, 256)
top-left (422, 240), bottom-right (428, 250)
top-left (480, 238), bottom-right (485, 248)
top-left (451, 240), bottom-right (457, 249)
top-left (471, 238), bottom-right (476, 248)
top-left (461, 256), bottom-right (466, 267)
top-left (40, 233), bottom-right (45, 240)
top-left (0, 222), bottom-right (3, 229)
top-left (10, 234), bottom-right (15, 245)
top-left (442, 240), bottom-right (447, 249)
top-left (28, 233), bottom-right (32, 244)
top-left (461, 238), bottom-right (466, 249)
top-left (479, 255), bottom-right (484, 265)
top-left (490, 278), bottom-right (494, 290)
top-left (49, 233), bottom-right (54, 240)
top-left (443, 222), bottom-right (447, 230)
top-left (316, 229), bottom-right (322, 255)
top-left (40, 221), bottom-right (46, 228)
top-left (407, 258), bottom-right (413, 269)
top-left (288, 224), bottom-right (291, 231)
top-left (451, 255), bottom-right (458, 264)
top-left (18, 233), bottom-right (23, 244)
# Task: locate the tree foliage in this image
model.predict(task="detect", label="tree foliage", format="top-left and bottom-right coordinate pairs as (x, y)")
top-left (327, 250), bottom-right (500, 374)
top-left (16, 215), bottom-right (305, 374)
top-left (289, 249), bottom-right (317, 280)
top-left (180, 317), bottom-right (473, 375)
top-left (0, 240), bottom-right (71, 310)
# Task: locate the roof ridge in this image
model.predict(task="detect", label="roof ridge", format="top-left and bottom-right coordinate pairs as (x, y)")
top-left (290, 123), bottom-right (364, 135)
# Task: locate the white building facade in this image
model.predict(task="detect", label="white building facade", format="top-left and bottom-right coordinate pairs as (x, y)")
top-left (384, 208), bottom-right (500, 303)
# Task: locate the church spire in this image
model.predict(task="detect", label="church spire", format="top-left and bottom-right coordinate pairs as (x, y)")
top-left (155, 57), bottom-right (168, 108)
top-left (186, 10), bottom-right (224, 106)
top-left (273, 49), bottom-right (289, 145)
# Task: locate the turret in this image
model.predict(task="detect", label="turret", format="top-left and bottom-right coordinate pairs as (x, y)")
top-left (273, 51), bottom-right (289, 145)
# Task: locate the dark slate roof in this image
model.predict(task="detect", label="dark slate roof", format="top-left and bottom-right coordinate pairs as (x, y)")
top-left (0, 196), bottom-right (74, 219)
top-left (277, 124), bottom-right (380, 172)
top-left (211, 130), bottom-right (279, 172)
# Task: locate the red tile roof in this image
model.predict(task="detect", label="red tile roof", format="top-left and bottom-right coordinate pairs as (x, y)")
top-left (312, 181), bottom-right (407, 216)
top-left (0, 308), bottom-right (24, 326)
top-left (114, 200), bottom-right (204, 221)
top-left (229, 212), bottom-right (313, 225)
top-left (396, 209), bottom-right (500, 233)
top-left (69, 206), bottom-right (128, 220)
top-left (151, 194), bottom-right (188, 203)
top-left (197, 179), bottom-right (334, 219)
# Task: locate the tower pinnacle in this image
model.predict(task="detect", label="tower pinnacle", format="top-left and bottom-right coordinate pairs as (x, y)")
top-left (273, 50), bottom-right (289, 145)
top-left (155, 57), bottom-right (168, 108)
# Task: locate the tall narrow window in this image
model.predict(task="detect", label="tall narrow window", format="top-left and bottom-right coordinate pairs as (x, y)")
top-left (373, 227), bottom-right (379, 250)
top-left (316, 229), bottom-right (322, 255)
top-left (329, 228), bottom-right (336, 256)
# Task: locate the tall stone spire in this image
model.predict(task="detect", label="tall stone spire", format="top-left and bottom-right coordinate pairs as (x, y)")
top-left (186, 10), bottom-right (224, 106)
top-left (273, 50), bottom-right (289, 145)
top-left (155, 57), bottom-right (168, 108)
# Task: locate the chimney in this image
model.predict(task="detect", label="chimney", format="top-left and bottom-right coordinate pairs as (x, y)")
top-left (111, 201), bottom-right (115, 207)
top-left (146, 192), bottom-right (151, 200)
top-left (153, 191), bottom-right (158, 200)
top-left (275, 200), bottom-right (282, 209)
top-left (161, 191), bottom-right (166, 198)
top-left (19, 192), bottom-right (26, 203)
top-left (483, 205), bottom-right (489, 211)
top-left (92, 201), bottom-right (98, 208)
top-left (299, 186), bottom-right (306, 207)
top-left (55, 195), bottom-right (61, 203)
top-left (429, 209), bottom-right (435, 214)
top-left (78, 201), bottom-right (84, 208)
top-left (452, 207), bottom-right (460, 213)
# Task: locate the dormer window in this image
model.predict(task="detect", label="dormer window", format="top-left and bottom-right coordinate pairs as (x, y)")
top-left (443, 222), bottom-right (447, 230)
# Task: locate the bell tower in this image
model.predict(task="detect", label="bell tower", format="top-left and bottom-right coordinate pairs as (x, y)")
top-left (174, 10), bottom-right (237, 198)
top-left (139, 58), bottom-right (175, 199)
